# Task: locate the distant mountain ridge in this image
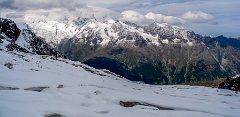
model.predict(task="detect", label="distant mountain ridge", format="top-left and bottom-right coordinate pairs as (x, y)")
top-left (24, 17), bottom-right (196, 47)
top-left (6, 17), bottom-right (240, 84)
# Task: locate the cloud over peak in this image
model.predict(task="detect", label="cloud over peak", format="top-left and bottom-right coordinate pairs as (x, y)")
top-left (146, 12), bottom-right (184, 25)
top-left (1, 0), bottom-right (238, 37)
top-left (120, 10), bottom-right (216, 25)
top-left (121, 10), bottom-right (145, 23)
top-left (182, 11), bottom-right (217, 24)
top-left (120, 10), bottom-right (185, 25)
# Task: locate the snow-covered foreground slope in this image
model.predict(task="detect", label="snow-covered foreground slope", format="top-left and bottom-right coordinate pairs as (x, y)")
top-left (0, 48), bottom-right (240, 117)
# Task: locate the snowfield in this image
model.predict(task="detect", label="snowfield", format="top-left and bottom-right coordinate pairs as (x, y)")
top-left (0, 48), bottom-right (240, 117)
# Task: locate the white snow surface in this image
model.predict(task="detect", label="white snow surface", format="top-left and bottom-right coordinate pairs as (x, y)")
top-left (0, 46), bottom-right (240, 117)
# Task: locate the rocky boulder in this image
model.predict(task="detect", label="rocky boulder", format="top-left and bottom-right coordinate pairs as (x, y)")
top-left (218, 76), bottom-right (240, 91)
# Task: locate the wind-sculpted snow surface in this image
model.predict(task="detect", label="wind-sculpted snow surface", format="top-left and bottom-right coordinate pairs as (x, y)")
top-left (0, 46), bottom-right (240, 117)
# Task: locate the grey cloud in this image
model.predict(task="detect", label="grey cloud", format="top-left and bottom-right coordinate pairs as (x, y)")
top-left (0, 0), bottom-right (239, 37)
top-left (5, 12), bottom-right (24, 18)
top-left (120, 10), bottom-right (218, 25)
top-left (181, 11), bottom-right (218, 24)
top-left (120, 10), bottom-right (185, 25)
top-left (0, 0), bottom-right (87, 11)
top-left (0, 0), bottom-right (16, 9)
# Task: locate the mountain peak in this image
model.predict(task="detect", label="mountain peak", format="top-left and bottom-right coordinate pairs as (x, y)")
top-left (24, 17), bottom-right (197, 47)
top-left (101, 17), bottom-right (116, 24)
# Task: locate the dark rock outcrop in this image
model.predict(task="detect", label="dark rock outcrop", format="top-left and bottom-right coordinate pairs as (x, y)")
top-left (57, 84), bottom-right (64, 88)
top-left (0, 18), bottom-right (21, 42)
top-left (0, 86), bottom-right (19, 90)
top-left (21, 27), bottom-right (65, 58)
top-left (218, 76), bottom-right (240, 91)
top-left (120, 101), bottom-right (174, 110)
top-left (4, 62), bottom-right (13, 69)
top-left (45, 113), bottom-right (64, 117)
top-left (24, 86), bottom-right (50, 92)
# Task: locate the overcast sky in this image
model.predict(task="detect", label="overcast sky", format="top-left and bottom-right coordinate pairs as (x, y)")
top-left (0, 0), bottom-right (239, 37)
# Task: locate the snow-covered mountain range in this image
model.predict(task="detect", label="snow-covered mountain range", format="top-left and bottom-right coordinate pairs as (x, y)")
top-left (24, 16), bottom-right (195, 47)
top-left (1, 19), bottom-right (240, 117)
top-left (22, 17), bottom-right (240, 85)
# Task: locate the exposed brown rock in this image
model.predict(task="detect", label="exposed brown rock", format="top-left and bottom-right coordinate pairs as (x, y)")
top-left (219, 76), bottom-right (240, 91)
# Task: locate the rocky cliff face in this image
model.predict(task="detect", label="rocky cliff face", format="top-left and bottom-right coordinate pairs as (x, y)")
top-left (0, 18), bottom-right (64, 58)
top-left (0, 18), bottom-right (21, 42)
top-left (24, 17), bottom-right (240, 84)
